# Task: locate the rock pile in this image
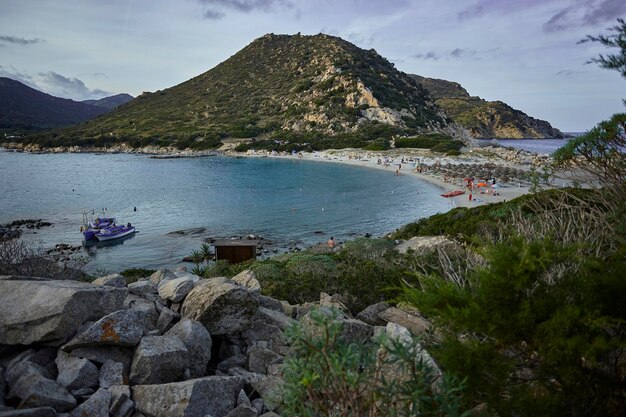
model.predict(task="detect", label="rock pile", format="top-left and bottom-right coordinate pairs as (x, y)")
top-left (0, 270), bottom-right (438, 417)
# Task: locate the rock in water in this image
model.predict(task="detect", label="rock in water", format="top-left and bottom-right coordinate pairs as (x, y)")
top-left (0, 277), bottom-right (127, 345)
top-left (181, 278), bottom-right (259, 335)
top-left (129, 336), bottom-right (189, 385)
top-left (165, 319), bottom-right (212, 378)
top-left (62, 309), bottom-right (149, 351)
top-left (132, 376), bottom-right (243, 417)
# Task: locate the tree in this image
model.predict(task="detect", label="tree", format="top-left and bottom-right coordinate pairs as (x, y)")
top-left (579, 18), bottom-right (626, 78)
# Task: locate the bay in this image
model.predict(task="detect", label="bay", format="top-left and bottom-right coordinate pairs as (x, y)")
top-left (0, 150), bottom-right (450, 274)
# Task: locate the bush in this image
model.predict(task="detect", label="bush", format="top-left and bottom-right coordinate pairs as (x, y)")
top-left (281, 308), bottom-right (469, 417)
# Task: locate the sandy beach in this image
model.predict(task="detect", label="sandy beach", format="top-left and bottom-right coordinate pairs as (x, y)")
top-left (228, 147), bottom-right (539, 209)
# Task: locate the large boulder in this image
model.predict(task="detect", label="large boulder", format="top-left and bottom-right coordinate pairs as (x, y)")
top-left (0, 277), bottom-right (127, 345)
top-left (8, 371), bottom-right (76, 412)
top-left (247, 346), bottom-right (282, 375)
top-left (132, 376), bottom-right (243, 417)
top-left (231, 270), bottom-right (261, 293)
top-left (250, 376), bottom-right (283, 412)
top-left (68, 347), bottom-right (133, 373)
top-left (158, 277), bottom-right (195, 303)
top-left (356, 302), bottom-right (390, 326)
top-left (165, 319), bottom-right (212, 378)
top-left (127, 281), bottom-right (157, 297)
top-left (149, 269), bottom-right (176, 288)
top-left (92, 273), bottom-right (127, 288)
top-left (181, 278), bottom-right (259, 335)
top-left (99, 360), bottom-right (125, 388)
top-left (129, 336), bottom-right (189, 385)
top-left (62, 309), bottom-right (149, 351)
top-left (377, 307), bottom-right (431, 336)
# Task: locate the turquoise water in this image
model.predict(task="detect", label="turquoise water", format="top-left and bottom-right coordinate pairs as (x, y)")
top-left (0, 150), bottom-right (450, 273)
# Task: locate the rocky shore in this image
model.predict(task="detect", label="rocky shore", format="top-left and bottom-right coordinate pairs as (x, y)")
top-left (0, 220), bottom-right (52, 241)
top-left (0, 270), bottom-right (436, 417)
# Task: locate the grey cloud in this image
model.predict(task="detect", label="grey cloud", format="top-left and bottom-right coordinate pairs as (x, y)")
top-left (543, 0), bottom-right (626, 33)
top-left (449, 48), bottom-right (476, 58)
top-left (0, 35), bottom-right (44, 45)
top-left (582, 0), bottom-right (626, 26)
top-left (412, 51), bottom-right (439, 60)
top-left (458, 4), bottom-right (484, 20)
top-left (198, 0), bottom-right (293, 16)
top-left (39, 71), bottom-right (110, 100)
top-left (458, 0), bottom-right (548, 21)
top-left (203, 9), bottom-right (225, 19)
top-left (0, 66), bottom-right (38, 89)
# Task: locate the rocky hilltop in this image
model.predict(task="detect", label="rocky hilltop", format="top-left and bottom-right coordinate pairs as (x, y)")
top-left (0, 271), bottom-right (433, 417)
top-left (11, 33), bottom-right (467, 151)
top-left (411, 75), bottom-right (563, 139)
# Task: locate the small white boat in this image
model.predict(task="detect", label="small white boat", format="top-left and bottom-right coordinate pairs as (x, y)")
top-left (95, 224), bottom-right (136, 241)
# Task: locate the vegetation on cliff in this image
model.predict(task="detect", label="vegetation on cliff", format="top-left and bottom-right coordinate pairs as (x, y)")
top-left (9, 34), bottom-right (461, 151)
top-left (411, 74), bottom-right (564, 139)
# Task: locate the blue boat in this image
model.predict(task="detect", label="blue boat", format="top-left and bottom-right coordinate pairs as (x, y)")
top-left (95, 223), bottom-right (136, 241)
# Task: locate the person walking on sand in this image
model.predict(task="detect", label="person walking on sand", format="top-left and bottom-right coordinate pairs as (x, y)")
top-left (327, 237), bottom-right (335, 250)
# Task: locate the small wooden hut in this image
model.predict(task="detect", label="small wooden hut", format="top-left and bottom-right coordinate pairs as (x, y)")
top-left (212, 240), bottom-right (257, 264)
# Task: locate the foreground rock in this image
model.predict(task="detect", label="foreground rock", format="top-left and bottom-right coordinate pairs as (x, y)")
top-left (181, 278), bottom-right (260, 335)
top-left (165, 319), bottom-right (212, 378)
top-left (132, 376), bottom-right (243, 417)
top-left (0, 277), bottom-right (126, 345)
top-left (129, 336), bottom-right (189, 385)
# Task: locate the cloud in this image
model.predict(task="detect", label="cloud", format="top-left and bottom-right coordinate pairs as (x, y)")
top-left (449, 48), bottom-right (476, 58)
top-left (39, 71), bottom-right (110, 100)
top-left (0, 35), bottom-right (44, 45)
top-left (0, 65), bottom-right (39, 89)
top-left (543, 0), bottom-right (626, 32)
top-left (457, 0), bottom-right (550, 21)
top-left (198, 0), bottom-right (293, 17)
top-left (554, 69), bottom-right (584, 76)
top-left (203, 9), bottom-right (225, 19)
top-left (412, 51), bottom-right (439, 60)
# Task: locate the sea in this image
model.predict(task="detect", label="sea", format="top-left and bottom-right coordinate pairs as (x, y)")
top-left (0, 150), bottom-right (451, 274)
top-left (476, 134), bottom-right (583, 155)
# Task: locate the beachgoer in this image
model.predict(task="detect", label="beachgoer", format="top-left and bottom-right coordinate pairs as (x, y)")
top-left (327, 237), bottom-right (335, 249)
top-left (469, 192), bottom-right (473, 202)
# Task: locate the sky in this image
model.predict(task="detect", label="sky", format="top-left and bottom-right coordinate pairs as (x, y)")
top-left (0, 0), bottom-right (624, 132)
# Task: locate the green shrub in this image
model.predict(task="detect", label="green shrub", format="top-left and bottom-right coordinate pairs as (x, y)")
top-left (281, 308), bottom-right (469, 417)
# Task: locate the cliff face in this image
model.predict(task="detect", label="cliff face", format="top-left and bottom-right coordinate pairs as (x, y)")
top-left (411, 75), bottom-right (563, 139)
top-left (13, 34), bottom-right (466, 150)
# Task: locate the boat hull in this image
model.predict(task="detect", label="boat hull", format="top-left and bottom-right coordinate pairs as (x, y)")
top-left (95, 226), bottom-right (136, 241)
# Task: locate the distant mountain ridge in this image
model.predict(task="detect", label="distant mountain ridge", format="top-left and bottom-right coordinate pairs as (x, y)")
top-left (82, 93), bottom-right (134, 110)
top-left (12, 33), bottom-right (467, 150)
top-left (0, 77), bottom-right (110, 131)
top-left (410, 75), bottom-right (563, 139)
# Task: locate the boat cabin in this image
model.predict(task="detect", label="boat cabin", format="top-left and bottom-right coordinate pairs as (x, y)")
top-left (212, 240), bottom-right (257, 264)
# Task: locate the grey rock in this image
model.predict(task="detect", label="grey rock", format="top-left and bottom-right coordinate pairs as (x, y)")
top-left (250, 399), bottom-right (265, 415)
top-left (259, 413), bottom-right (280, 417)
top-left (225, 405), bottom-right (257, 417)
top-left (319, 292), bottom-right (350, 315)
top-left (4, 349), bottom-right (36, 372)
top-left (250, 376), bottom-right (283, 412)
top-left (99, 360), bottom-right (124, 388)
top-left (225, 368), bottom-right (265, 386)
top-left (129, 336), bottom-right (188, 385)
top-left (217, 354), bottom-right (246, 373)
top-left (158, 277), bottom-right (195, 303)
top-left (92, 274), bottom-right (127, 288)
top-left (69, 387), bottom-right (110, 417)
top-left (5, 361), bottom-right (51, 388)
top-left (132, 376), bottom-right (243, 417)
top-left (258, 296), bottom-right (284, 313)
top-left (255, 308), bottom-right (294, 331)
top-left (170, 303), bottom-right (182, 314)
top-left (0, 408), bottom-right (57, 417)
top-left (112, 398), bottom-right (134, 417)
top-left (127, 281), bottom-right (157, 297)
top-left (0, 278), bottom-right (126, 345)
top-left (241, 322), bottom-right (286, 351)
top-left (218, 342), bottom-right (241, 361)
top-left (55, 351), bottom-right (98, 390)
top-left (107, 385), bottom-right (131, 414)
top-left (156, 307), bottom-right (179, 334)
top-left (231, 270), bottom-right (261, 293)
top-left (247, 346), bottom-right (282, 375)
top-left (8, 372), bottom-right (75, 412)
top-left (181, 278), bottom-right (260, 335)
top-left (148, 269), bottom-right (176, 288)
top-left (123, 296), bottom-right (158, 329)
top-left (356, 302), bottom-right (391, 326)
top-left (69, 388), bottom-right (94, 397)
top-left (237, 389), bottom-right (251, 407)
top-left (377, 307), bottom-right (431, 336)
top-left (63, 309), bottom-right (149, 351)
top-left (302, 309), bottom-right (373, 344)
top-left (69, 347), bottom-right (132, 373)
top-left (165, 319), bottom-right (212, 378)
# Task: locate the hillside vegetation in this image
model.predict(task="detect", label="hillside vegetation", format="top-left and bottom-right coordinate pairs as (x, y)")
top-left (10, 34), bottom-right (464, 151)
top-left (411, 75), bottom-right (564, 139)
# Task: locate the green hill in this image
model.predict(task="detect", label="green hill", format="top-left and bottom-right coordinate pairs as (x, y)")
top-left (411, 75), bottom-right (563, 139)
top-left (82, 93), bottom-right (134, 110)
top-left (9, 34), bottom-right (466, 151)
